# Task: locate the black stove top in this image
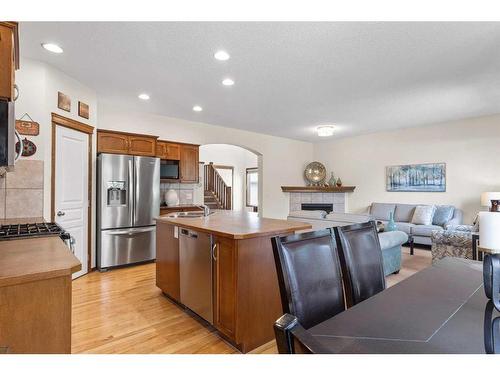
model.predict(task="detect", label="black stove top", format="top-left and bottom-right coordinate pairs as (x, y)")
top-left (0, 222), bottom-right (65, 240)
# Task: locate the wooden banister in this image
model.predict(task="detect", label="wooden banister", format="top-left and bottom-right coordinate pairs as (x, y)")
top-left (204, 163), bottom-right (232, 210)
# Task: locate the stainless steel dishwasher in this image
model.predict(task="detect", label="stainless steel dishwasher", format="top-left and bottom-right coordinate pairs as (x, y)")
top-left (179, 228), bottom-right (213, 324)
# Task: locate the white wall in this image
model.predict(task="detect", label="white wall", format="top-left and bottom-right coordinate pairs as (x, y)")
top-left (199, 144), bottom-right (258, 211)
top-left (98, 101), bottom-right (313, 219)
top-left (15, 58), bottom-right (98, 264)
top-left (314, 114), bottom-right (500, 223)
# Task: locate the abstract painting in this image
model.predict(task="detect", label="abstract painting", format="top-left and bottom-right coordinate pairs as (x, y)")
top-left (386, 163), bottom-right (446, 192)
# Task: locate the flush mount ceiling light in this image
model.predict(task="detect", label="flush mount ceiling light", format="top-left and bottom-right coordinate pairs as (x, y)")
top-left (317, 125), bottom-right (335, 137)
top-left (41, 43), bottom-right (63, 54)
top-left (192, 105), bottom-right (203, 112)
top-left (138, 93), bottom-right (150, 100)
top-left (214, 50), bottom-right (230, 61)
top-left (222, 78), bottom-right (235, 86)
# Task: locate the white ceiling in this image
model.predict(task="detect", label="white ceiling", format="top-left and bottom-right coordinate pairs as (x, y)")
top-left (19, 22), bottom-right (500, 142)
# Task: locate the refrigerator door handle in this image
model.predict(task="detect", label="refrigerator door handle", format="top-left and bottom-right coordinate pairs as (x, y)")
top-left (105, 227), bottom-right (156, 236)
top-left (128, 158), bottom-right (134, 226)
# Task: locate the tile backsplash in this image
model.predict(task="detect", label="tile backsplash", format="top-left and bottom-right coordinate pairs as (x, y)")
top-left (0, 160), bottom-right (44, 219)
top-left (160, 182), bottom-right (200, 205)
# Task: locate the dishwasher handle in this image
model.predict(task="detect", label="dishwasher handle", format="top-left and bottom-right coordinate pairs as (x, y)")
top-left (211, 242), bottom-right (218, 261)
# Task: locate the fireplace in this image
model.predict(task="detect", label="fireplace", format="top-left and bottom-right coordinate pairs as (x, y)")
top-left (301, 203), bottom-right (334, 214)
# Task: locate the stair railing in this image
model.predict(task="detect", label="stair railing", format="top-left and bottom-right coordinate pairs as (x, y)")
top-left (204, 163), bottom-right (232, 210)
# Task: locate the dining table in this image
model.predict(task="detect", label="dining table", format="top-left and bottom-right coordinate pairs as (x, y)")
top-left (308, 257), bottom-right (500, 354)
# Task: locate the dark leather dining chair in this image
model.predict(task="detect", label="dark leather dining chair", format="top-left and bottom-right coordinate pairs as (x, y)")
top-left (271, 229), bottom-right (345, 332)
top-left (274, 313), bottom-right (330, 354)
top-left (334, 221), bottom-right (386, 307)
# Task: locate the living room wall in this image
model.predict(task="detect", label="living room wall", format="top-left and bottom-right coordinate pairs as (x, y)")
top-left (314, 113), bottom-right (500, 224)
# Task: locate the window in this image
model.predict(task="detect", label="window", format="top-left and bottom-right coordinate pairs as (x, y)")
top-left (246, 168), bottom-right (258, 210)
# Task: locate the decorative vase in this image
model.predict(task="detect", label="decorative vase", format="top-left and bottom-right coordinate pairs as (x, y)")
top-left (328, 172), bottom-right (336, 186)
top-left (336, 177), bottom-right (342, 187)
top-left (165, 189), bottom-right (179, 206)
top-left (386, 212), bottom-right (397, 232)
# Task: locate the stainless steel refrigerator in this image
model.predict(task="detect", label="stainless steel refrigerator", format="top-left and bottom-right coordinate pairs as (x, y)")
top-left (97, 153), bottom-right (160, 270)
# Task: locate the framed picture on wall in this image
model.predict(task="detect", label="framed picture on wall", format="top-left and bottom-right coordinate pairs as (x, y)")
top-left (386, 162), bottom-right (446, 192)
top-left (78, 101), bottom-right (89, 119)
top-left (57, 92), bottom-right (71, 112)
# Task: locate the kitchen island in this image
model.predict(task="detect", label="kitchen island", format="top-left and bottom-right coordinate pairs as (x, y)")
top-left (155, 211), bottom-right (311, 353)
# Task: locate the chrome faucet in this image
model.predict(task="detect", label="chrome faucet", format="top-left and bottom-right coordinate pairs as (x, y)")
top-left (197, 204), bottom-right (211, 217)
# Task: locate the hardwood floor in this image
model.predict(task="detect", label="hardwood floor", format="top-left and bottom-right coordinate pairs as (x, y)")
top-left (71, 245), bottom-right (431, 354)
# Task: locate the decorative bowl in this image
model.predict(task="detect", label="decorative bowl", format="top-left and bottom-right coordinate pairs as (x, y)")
top-left (304, 161), bottom-right (327, 186)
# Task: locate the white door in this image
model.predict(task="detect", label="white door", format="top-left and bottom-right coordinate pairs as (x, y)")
top-left (55, 126), bottom-right (89, 279)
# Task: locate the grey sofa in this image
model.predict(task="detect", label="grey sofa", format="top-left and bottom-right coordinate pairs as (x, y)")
top-left (369, 203), bottom-right (463, 246)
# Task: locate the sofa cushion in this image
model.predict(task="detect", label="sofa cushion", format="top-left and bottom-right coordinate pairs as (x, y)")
top-left (370, 203), bottom-right (396, 221)
top-left (411, 205), bottom-right (436, 225)
top-left (412, 224), bottom-right (444, 237)
top-left (289, 210), bottom-right (326, 219)
top-left (432, 205), bottom-right (454, 226)
top-left (379, 230), bottom-right (408, 250)
top-left (394, 204), bottom-right (417, 223)
top-left (394, 222), bottom-right (415, 234)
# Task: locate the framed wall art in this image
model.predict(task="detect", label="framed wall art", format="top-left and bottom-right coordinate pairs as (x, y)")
top-left (78, 101), bottom-right (89, 119)
top-left (57, 91), bottom-right (71, 112)
top-left (386, 163), bottom-right (446, 192)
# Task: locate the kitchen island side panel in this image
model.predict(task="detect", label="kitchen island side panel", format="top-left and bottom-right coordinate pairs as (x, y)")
top-left (235, 233), bottom-right (289, 353)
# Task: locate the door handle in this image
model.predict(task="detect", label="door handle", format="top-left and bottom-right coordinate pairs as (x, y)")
top-left (57, 211), bottom-right (65, 217)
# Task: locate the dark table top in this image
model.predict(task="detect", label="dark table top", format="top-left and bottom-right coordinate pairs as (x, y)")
top-left (308, 257), bottom-right (500, 353)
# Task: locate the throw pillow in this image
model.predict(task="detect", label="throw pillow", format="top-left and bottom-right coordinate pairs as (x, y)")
top-left (432, 205), bottom-right (454, 226)
top-left (411, 205), bottom-right (436, 225)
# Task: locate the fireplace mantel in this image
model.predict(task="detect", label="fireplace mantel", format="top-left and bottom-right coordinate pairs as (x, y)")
top-left (281, 186), bottom-right (355, 193)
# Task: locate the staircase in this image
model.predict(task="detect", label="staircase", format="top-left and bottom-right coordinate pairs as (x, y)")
top-left (204, 163), bottom-right (232, 210)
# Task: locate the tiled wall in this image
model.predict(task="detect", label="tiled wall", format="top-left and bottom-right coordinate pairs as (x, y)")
top-left (160, 182), bottom-right (199, 205)
top-left (0, 160), bottom-right (44, 219)
top-left (289, 192), bottom-right (346, 213)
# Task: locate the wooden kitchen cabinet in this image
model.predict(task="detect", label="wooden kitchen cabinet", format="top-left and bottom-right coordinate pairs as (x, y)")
top-left (0, 22), bottom-right (19, 101)
top-left (97, 130), bottom-right (129, 154)
top-left (155, 221), bottom-right (181, 302)
top-left (180, 144), bottom-right (199, 183)
top-left (213, 236), bottom-right (237, 340)
top-left (156, 141), bottom-right (181, 160)
top-left (128, 135), bottom-right (157, 156)
top-left (97, 130), bottom-right (157, 156)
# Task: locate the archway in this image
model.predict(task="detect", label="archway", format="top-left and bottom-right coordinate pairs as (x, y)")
top-left (198, 143), bottom-right (263, 215)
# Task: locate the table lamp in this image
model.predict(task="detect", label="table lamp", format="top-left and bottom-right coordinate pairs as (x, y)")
top-left (481, 192), bottom-right (500, 212)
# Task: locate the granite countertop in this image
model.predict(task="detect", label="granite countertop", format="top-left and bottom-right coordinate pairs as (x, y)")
top-left (155, 210), bottom-right (312, 240)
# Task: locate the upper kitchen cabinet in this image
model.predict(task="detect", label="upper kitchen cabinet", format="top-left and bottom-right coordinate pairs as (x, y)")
top-left (97, 130), bottom-right (158, 157)
top-left (0, 22), bottom-right (19, 101)
top-left (156, 141), bottom-right (181, 160)
top-left (180, 144), bottom-right (199, 183)
top-left (128, 135), bottom-right (157, 156)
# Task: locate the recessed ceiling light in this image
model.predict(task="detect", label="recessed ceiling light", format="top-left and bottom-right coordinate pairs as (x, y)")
top-left (214, 50), bottom-right (230, 61)
top-left (138, 93), bottom-right (150, 100)
top-left (317, 126), bottom-right (335, 137)
top-left (193, 105), bottom-right (203, 112)
top-left (222, 78), bottom-right (235, 86)
top-left (41, 43), bottom-right (63, 54)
